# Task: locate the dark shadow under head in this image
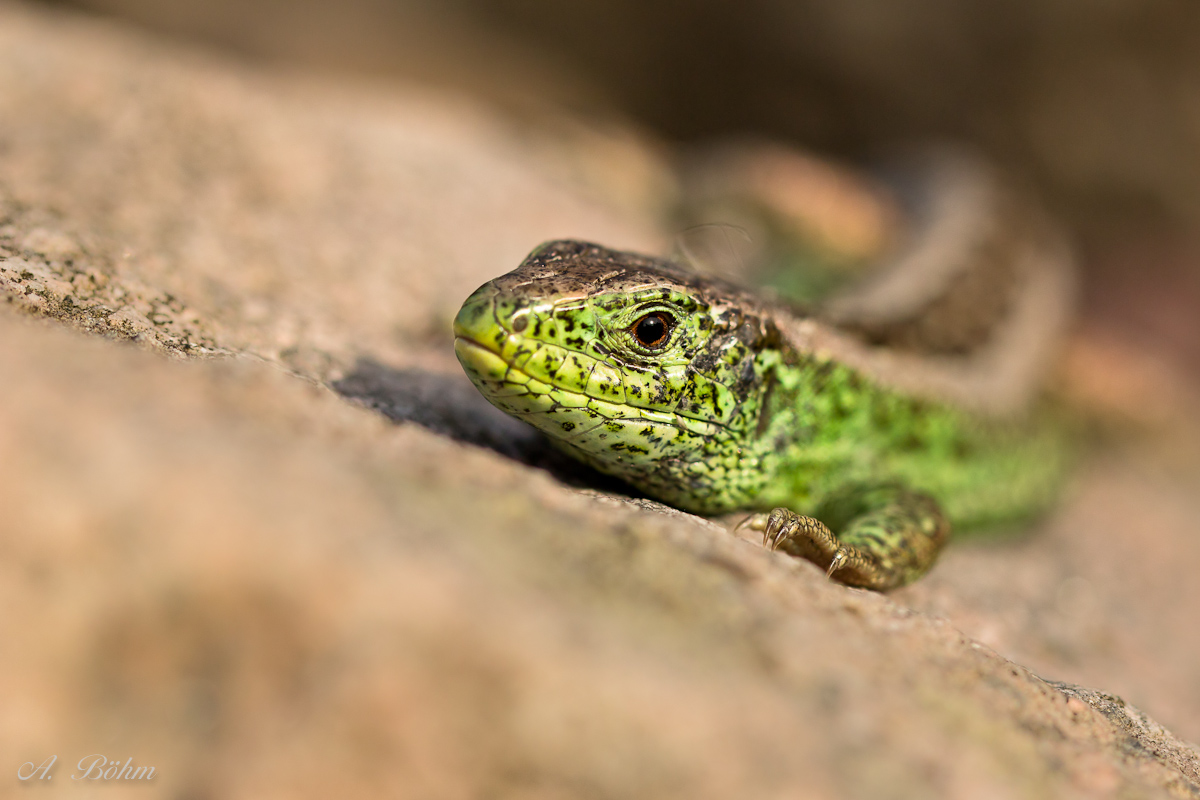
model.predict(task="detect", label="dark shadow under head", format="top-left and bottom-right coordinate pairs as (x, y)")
top-left (332, 359), bottom-right (643, 496)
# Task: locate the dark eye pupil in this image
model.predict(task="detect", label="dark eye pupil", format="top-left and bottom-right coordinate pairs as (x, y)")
top-left (634, 313), bottom-right (669, 348)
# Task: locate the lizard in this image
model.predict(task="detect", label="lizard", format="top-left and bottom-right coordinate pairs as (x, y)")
top-left (452, 151), bottom-right (1075, 590)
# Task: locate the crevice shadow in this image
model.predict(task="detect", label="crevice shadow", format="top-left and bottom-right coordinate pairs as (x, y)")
top-left (332, 359), bottom-right (643, 496)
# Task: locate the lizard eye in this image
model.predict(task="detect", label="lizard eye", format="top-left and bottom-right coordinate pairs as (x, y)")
top-left (632, 312), bottom-right (673, 349)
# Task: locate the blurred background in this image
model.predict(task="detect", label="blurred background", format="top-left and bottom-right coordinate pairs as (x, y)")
top-left (44, 0), bottom-right (1200, 379)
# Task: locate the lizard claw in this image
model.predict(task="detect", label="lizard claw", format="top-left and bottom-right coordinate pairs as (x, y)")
top-left (827, 549), bottom-right (849, 578)
top-left (761, 509), bottom-right (790, 550)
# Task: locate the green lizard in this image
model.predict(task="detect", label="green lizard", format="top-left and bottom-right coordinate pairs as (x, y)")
top-left (452, 155), bottom-right (1074, 590)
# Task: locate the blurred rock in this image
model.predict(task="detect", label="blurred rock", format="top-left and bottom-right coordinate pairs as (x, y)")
top-left (2, 3), bottom-right (1200, 798)
top-left (0, 0), bottom-right (664, 379)
top-left (48, 0), bottom-right (1200, 241)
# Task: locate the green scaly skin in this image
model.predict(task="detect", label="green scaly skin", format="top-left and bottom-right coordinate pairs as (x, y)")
top-left (453, 240), bottom-right (1068, 590)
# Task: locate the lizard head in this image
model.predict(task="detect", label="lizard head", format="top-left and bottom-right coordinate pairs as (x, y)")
top-left (453, 239), bottom-right (785, 512)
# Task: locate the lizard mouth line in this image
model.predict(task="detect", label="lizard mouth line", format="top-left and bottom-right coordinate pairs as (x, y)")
top-left (453, 334), bottom-right (730, 433)
top-left (451, 333), bottom-right (496, 355)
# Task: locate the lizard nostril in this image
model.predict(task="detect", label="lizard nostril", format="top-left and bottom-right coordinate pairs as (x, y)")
top-left (512, 314), bottom-right (528, 333)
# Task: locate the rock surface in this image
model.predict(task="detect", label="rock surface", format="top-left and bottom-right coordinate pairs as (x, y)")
top-left (2, 3), bottom-right (1200, 798)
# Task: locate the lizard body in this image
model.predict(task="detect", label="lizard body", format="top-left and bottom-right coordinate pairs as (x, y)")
top-left (453, 155), bottom-right (1073, 589)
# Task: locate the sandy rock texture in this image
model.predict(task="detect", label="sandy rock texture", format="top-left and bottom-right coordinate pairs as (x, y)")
top-left (0, 1), bottom-right (663, 378)
top-left (2, 2), bottom-right (1200, 798)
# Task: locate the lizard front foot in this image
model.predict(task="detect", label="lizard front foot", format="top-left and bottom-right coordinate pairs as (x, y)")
top-left (745, 485), bottom-right (951, 591)
top-left (756, 508), bottom-right (890, 589)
